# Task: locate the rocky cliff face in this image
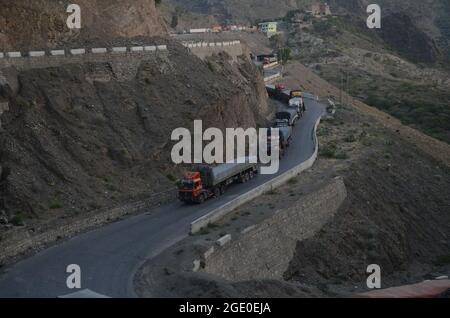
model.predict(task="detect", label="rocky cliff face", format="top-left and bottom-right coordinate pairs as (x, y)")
top-left (0, 0), bottom-right (167, 50)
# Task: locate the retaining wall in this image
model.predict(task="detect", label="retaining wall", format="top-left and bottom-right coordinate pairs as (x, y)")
top-left (191, 115), bottom-right (322, 234)
top-left (0, 45), bottom-right (169, 82)
top-left (264, 72), bottom-right (282, 83)
top-left (182, 41), bottom-right (243, 61)
top-left (0, 41), bottom-right (244, 81)
top-left (202, 177), bottom-right (347, 281)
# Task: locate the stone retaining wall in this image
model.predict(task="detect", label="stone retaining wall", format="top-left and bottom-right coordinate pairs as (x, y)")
top-left (202, 177), bottom-right (347, 281)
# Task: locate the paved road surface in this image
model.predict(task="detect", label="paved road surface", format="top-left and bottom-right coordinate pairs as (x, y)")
top-left (0, 97), bottom-right (324, 298)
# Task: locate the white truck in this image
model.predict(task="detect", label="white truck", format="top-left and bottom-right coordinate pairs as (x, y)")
top-left (289, 97), bottom-right (305, 117)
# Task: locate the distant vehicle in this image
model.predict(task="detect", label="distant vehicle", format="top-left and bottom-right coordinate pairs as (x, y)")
top-left (275, 109), bottom-right (299, 126)
top-left (177, 160), bottom-right (258, 204)
top-left (266, 84), bottom-right (290, 103)
top-left (275, 84), bottom-right (286, 91)
top-left (290, 90), bottom-right (303, 99)
top-left (268, 119), bottom-right (293, 158)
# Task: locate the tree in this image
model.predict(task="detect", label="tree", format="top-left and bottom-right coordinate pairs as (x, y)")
top-left (278, 47), bottom-right (292, 64)
top-left (171, 14), bottom-right (179, 28)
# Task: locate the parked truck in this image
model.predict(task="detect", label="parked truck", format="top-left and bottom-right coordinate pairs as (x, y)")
top-left (266, 84), bottom-right (290, 103)
top-left (177, 160), bottom-right (258, 204)
top-left (267, 119), bottom-right (293, 158)
top-left (289, 97), bottom-right (305, 117)
top-left (275, 109), bottom-right (299, 126)
top-left (290, 90), bottom-right (302, 99)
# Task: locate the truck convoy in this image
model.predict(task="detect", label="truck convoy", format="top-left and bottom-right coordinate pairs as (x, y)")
top-left (177, 160), bottom-right (258, 204)
top-left (177, 85), bottom-right (308, 204)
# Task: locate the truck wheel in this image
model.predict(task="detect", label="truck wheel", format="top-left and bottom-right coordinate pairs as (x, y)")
top-left (197, 194), bottom-right (205, 204)
top-left (214, 187), bottom-right (221, 198)
top-left (220, 185), bottom-right (226, 195)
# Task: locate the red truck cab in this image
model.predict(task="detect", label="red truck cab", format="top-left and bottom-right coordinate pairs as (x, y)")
top-left (177, 172), bottom-right (206, 203)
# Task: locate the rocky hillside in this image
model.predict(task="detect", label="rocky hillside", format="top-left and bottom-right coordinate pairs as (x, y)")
top-left (0, 0), bottom-right (167, 50)
top-left (0, 37), bottom-right (269, 234)
top-left (0, 0), bottom-right (274, 262)
top-left (166, 0), bottom-right (450, 61)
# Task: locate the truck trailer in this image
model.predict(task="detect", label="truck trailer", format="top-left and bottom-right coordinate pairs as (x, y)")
top-left (177, 160), bottom-right (258, 204)
top-left (268, 119), bottom-right (293, 158)
top-left (275, 109), bottom-right (299, 126)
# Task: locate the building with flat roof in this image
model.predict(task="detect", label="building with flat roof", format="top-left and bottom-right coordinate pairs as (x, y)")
top-left (258, 21), bottom-right (278, 37)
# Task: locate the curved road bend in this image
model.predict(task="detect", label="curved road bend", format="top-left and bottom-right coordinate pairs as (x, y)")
top-left (0, 97), bottom-right (324, 298)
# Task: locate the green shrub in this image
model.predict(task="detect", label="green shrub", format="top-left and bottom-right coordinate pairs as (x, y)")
top-left (344, 134), bottom-right (357, 143)
top-left (434, 255), bottom-right (450, 266)
top-left (288, 177), bottom-right (298, 184)
top-left (320, 145), bottom-right (348, 159)
top-left (166, 173), bottom-right (177, 182)
top-left (49, 199), bottom-right (63, 209)
top-left (206, 61), bottom-right (217, 73)
top-left (10, 215), bottom-right (25, 226)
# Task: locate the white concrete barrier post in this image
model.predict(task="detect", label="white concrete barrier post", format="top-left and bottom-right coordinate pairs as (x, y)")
top-left (70, 48), bottom-right (86, 55)
top-left (29, 51), bottom-right (46, 57)
top-left (91, 48), bottom-right (107, 54)
top-left (131, 46), bottom-right (144, 53)
top-left (216, 234), bottom-right (232, 247)
top-left (112, 47), bottom-right (127, 53)
top-left (7, 52), bottom-right (21, 58)
top-left (50, 50), bottom-right (65, 56)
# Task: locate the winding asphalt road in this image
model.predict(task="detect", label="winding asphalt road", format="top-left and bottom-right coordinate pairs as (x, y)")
top-left (0, 95), bottom-right (324, 298)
